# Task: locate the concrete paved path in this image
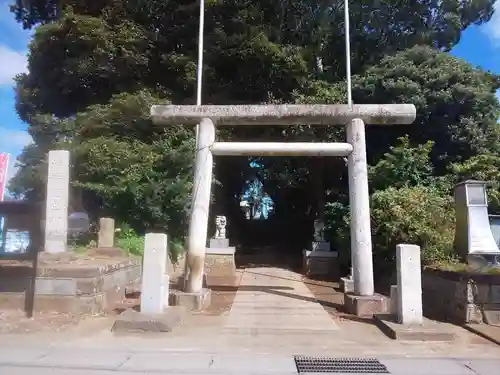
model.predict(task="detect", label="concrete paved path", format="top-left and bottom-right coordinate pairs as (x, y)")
top-left (224, 267), bottom-right (339, 334)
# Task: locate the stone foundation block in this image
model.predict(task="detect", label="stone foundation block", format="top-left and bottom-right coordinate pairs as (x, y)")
top-left (373, 314), bottom-right (456, 341)
top-left (209, 238), bottom-right (229, 248)
top-left (0, 253), bottom-right (141, 314)
top-left (169, 288), bottom-right (211, 311)
top-left (205, 248), bottom-right (236, 276)
top-left (112, 307), bottom-right (185, 333)
top-left (345, 293), bottom-right (389, 318)
top-left (302, 250), bottom-right (339, 278)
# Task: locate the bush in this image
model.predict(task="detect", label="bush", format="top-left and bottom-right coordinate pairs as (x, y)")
top-left (325, 185), bottom-right (456, 278)
top-left (115, 224), bottom-right (144, 257)
top-left (368, 136), bottom-right (434, 191)
top-left (115, 223), bottom-right (185, 262)
top-left (371, 185), bottom-right (455, 276)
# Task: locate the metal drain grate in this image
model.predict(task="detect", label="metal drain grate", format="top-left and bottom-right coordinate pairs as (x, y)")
top-left (294, 356), bottom-right (389, 373)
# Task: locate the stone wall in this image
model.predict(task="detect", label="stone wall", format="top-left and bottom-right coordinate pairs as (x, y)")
top-left (422, 268), bottom-right (500, 325)
top-left (0, 254), bottom-right (141, 314)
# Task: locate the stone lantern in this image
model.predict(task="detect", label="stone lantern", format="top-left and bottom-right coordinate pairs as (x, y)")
top-left (454, 180), bottom-right (500, 267)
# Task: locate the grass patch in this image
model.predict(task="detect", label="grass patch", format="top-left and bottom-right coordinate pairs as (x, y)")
top-left (67, 223), bottom-right (184, 261)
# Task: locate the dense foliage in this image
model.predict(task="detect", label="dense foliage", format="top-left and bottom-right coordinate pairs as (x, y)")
top-left (7, 0), bottom-right (500, 271)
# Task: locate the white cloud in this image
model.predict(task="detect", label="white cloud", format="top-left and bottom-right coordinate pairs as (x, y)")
top-left (0, 45), bottom-right (27, 85)
top-left (483, 2), bottom-right (500, 44)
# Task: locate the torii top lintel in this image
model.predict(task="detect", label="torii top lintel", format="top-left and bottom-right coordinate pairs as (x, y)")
top-left (150, 104), bottom-right (416, 126)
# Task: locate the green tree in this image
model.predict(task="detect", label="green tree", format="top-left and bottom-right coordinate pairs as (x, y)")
top-left (368, 135), bottom-right (434, 191)
top-left (11, 90), bottom-right (194, 240)
top-left (8, 0), bottom-right (500, 247)
top-left (371, 185), bottom-right (455, 275)
top-left (352, 45), bottom-right (500, 169)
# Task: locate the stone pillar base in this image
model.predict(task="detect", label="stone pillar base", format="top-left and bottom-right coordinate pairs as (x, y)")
top-left (345, 293), bottom-right (389, 318)
top-left (169, 288), bottom-right (211, 311)
top-left (340, 277), bottom-right (354, 293)
top-left (373, 314), bottom-right (456, 341)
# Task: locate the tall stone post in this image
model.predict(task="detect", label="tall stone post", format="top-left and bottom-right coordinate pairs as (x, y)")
top-left (44, 150), bottom-right (70, 254)
top-left (396, 244), bottom-right (423, 325)
top-left (98, 217), bottom-right (115, 248)
top-left (185, 118), bottom-right (215, 293)
top-left (347, 118), bottom-right (374, 296)
top-left (141, 233), bottom-right (168, 314)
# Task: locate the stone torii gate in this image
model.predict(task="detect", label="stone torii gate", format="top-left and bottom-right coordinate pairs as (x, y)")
top-left (151, 104), bottom-right (416, 314)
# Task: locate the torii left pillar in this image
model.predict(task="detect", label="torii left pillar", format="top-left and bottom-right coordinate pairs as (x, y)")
top-left (186, 118), bottom-right (215, 293)
top-left (168, 117), bottom-right (214, 311)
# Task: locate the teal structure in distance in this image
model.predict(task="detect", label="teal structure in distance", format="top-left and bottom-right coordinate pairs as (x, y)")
top-left (239, 159), bottom-right (274, 220)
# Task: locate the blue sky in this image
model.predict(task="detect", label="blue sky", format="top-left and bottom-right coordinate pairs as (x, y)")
top-left (0, 2), bottom-right (499, 183)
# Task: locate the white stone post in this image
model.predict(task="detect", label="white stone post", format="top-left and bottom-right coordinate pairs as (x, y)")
top-left (44, 150), bottom-right (70, 254)
top-left (347, 118), bottom-right (374, 296)
top-left (185, 118), bottom-right (215, 293)
top-left (396, 244), bottom-right (423, 325)
top-left (98, 217), bottom-right (115, 248)
top-left (141, 233), bottom-right (169, 314)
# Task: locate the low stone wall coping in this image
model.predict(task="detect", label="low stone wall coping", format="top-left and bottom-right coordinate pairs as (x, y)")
top-left (424, 267), bottom-right (500, 284)
top-left (0, 255), bottom-right (140, 278)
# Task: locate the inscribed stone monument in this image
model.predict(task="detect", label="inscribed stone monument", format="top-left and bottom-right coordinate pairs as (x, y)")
top-left (44, 150), bottom-right (70, 254)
